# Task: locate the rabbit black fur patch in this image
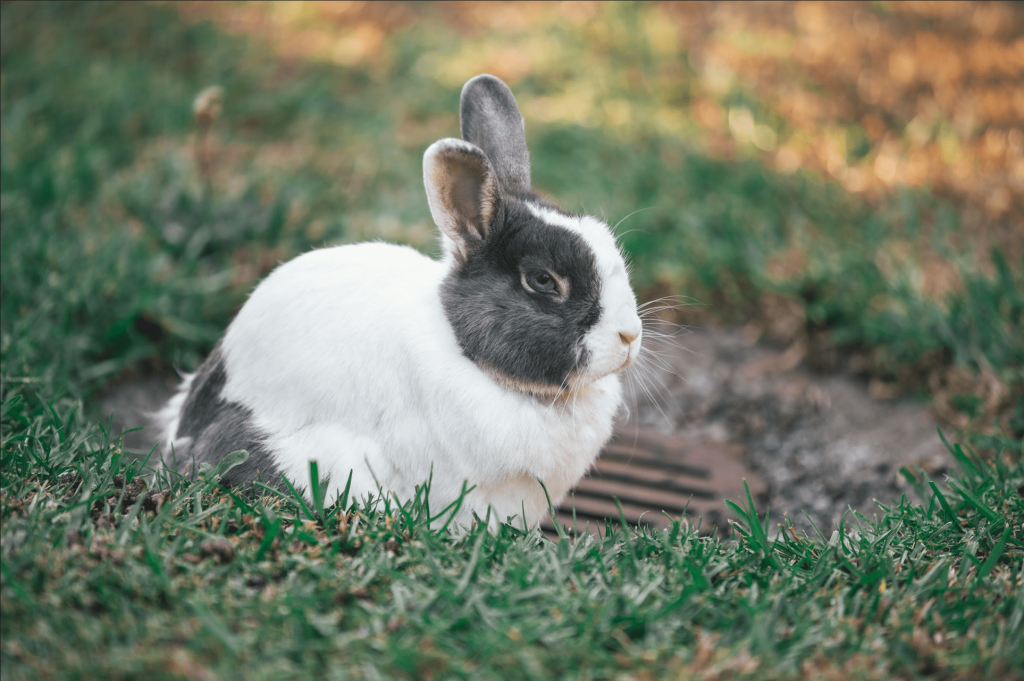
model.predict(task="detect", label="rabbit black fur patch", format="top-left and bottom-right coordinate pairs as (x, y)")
top-left (441, 199), bottom-right (602, 389)
top-left (173, 343), bottom-right (278, 485)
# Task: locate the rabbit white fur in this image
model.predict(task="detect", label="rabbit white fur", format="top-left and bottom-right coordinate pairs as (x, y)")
top-left (157, 75), bottom-right (642, 529)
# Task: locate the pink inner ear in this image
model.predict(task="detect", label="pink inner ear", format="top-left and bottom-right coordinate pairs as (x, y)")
top-left (425, 139), bottom-right (497, 253)
top-left (447, 155), bottom-right (493, 242)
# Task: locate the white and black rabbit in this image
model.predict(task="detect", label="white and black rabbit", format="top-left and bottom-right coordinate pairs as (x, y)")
top-left (156, 74), bottom-right (642, 528)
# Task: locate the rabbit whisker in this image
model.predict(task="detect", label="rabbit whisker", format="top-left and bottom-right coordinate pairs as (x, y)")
top-left (625, 365), bottom-right (672, 430)
top-left (611, 206), bottom-right (655, 235)
top-left (637, 294), bottom-right (705, 307)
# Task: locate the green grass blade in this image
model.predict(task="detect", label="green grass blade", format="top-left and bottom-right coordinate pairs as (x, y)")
top-left (977, 525), bottom-right (1012, 579)
top-left (279, 474), bottom-right (317, 522)
top-left (537, 479), bottom-right (567, 541)
top-left (339, 469), bottom-right (353, 511)
top-left (946, 479), bottom-right (1002, 524)
top-left (928, 481), bottom-right (958, 525)
top-left (432, 481), bottom-right (477, 532)
top-left (939, 428), bottom-right (984, 480)
top-left (309, 460), bottom-right (326, 523)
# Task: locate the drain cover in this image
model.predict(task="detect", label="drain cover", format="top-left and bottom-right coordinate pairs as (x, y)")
top-left (542, 427), bottom-right (767, 538)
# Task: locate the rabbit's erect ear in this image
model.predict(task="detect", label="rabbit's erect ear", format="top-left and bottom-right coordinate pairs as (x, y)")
top-left (460, 74), bottom-right (531, 195)
top-left (423, 138), bottom-right (498, 258)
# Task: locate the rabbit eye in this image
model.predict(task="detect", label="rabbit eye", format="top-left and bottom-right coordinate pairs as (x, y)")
top-left (525, 271), bottom-right (557, 294)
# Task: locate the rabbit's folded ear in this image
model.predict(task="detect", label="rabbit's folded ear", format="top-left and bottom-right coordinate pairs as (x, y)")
top-left (460, 74), bottom-right (531, 195)
top-left (423, 138), bottom-right (498, 258)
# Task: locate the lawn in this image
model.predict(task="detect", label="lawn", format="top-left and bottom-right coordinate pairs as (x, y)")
top-left (1, 2), bottom-right (1022, 678)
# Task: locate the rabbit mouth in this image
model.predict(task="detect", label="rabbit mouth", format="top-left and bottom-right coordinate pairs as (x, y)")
top-left (564, 359), bottom-right (629, 391)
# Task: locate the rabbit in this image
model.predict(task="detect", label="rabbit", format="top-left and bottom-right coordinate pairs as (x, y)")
top-left (155, 74), bottom-right (643, 529)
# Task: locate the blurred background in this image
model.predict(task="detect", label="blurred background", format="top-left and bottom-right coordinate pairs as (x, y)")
top-left (1, 1), bottom-right (1021, 442)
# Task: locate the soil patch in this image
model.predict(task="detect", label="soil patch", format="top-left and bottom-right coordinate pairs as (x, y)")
top-left (626, 325), bottom-right (952, 534)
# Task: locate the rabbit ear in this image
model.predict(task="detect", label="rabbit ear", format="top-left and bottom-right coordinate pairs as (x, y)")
top-left (423, 138), bottom-right (498, 258)
top-left (460, 74), bottom-right (531, 195)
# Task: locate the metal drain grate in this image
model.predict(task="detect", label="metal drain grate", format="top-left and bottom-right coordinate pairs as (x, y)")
top-left (541, 427), bottom-right (767, 538)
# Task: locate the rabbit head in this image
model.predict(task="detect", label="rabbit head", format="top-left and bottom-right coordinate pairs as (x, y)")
top-left (424, 75), bottom-right (642, 398)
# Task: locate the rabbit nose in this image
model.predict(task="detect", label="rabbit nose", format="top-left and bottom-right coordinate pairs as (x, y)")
top-left (619, 330), bottom-right (638, 346)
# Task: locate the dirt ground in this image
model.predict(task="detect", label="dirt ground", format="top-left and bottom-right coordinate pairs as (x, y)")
top-left (626, 323), bottom-right (953, 535)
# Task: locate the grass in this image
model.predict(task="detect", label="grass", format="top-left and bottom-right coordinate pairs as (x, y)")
top-left (2, 2), bottom-right (1023, 677)
top-left (2, 398), bottom-right (1023, 679)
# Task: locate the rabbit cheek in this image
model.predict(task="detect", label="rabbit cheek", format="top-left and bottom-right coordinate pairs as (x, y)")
top-left (519, 209), bottom-right (642, 384)
top-left (168, 343), bottom-right (278, 485)
top-left (442, 274), bottom-right (582, 393)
